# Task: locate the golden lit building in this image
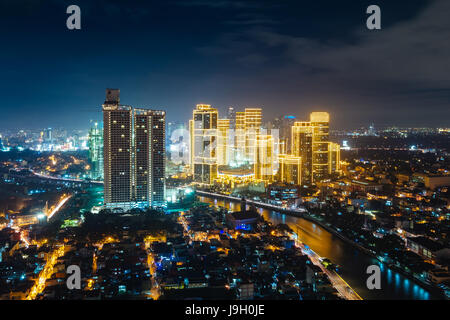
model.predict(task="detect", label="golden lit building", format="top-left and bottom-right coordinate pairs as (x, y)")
top-left (244, 108), bottom-right (262, 161)
top-left (217, 119), bottom-right (230, 165)
top-left (190, 104), bottom-right (218, 185)
top-left (310, 112), bottom-right (330, 182)
top-left (292, 121), bottom-right (313, 183)
top-left (278, 154), bottom-right (302, 185)
top-left (254, 134), bottom-right (274, 182)
top-left (234, 111), bottom-right (246, 164)
top-left (328, 142), bottom-right (341, 175)
top-left (291, 112), bottom-right (337, 184)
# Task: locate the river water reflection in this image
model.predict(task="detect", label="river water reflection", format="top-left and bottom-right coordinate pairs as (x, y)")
top-left (198, 196), bottom-right (441, 300)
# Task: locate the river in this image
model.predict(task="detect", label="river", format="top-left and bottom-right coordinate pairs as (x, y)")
top-left (198, 196), bottom-right (443, 300)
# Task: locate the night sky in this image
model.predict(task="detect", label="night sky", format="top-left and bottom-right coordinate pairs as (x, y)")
top-left (0, 0), bottom-right (449, 130)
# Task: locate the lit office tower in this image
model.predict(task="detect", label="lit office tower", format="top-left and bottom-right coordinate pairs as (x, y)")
top-left (134, 108), bottom-right (166, 207)
top-left (292, 121), bottom-right (313, 184)
top-left (103, 89), bottom-right (166, 209)
top-left (227, 107), bottom-right (236, 128)
top-left (190, 104), bottom-right (218, 185)
top-left (278, 154), bottom-right (302, 185)
top-left (234, 111), bottom-right (246, 163)
top-left (310, 112), bottom-right (330, 182)
top-left (217, 119), bottom-right (230, 165)
top-left (244, 108), bottom-right (262, 160)
top-left (254, 135), bottom-right (274, 182)
top-left (88, 122), bottom-right (104, 180)
top-left (328, 142), bottom-right (341, 175)
top-left (281, 116), bottom-right (296, 153)
top-left (292, 112), bottom-right (334, 184)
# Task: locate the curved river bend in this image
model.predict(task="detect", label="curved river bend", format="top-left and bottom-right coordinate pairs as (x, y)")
top-left (198, 196), bottom-right (443, 300)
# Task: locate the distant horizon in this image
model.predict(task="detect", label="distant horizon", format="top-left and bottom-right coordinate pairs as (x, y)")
top-left (1, 1), bottom-right (450, 130)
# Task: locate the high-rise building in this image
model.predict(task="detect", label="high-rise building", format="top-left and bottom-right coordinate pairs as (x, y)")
top-left (88, 122), bottom-right (104, 180)
top-left (190, 104), bottom-right (218, 185)
top-left (281, 115), bottom-right (296, 153)
top-left (254, 134), bottom-right (274, 182)
top-left (227, 107), bottom-right (236, 129)
top-left (310, 112), bottom-right (330, 182)
top-left (134, 108), bottom-right (166, 207)
top-left (292, 121), bottom-right (313, 184)
top-left (103, 90), bottom-right (133, 207)
top-left (217, 119), bottom-right (230, 166)
top-left (244, 108), bottom-right (262, 161)
top-left (291, 112), bottom-right (338, 184)
top-left (44, 128), bottom-right (52, 143)
top-left (328, 142), bottom-right (341, 175)
top-left (103, 89), bottom-right (166, 209)
top-left (278, 154), bottom-right (302, 185)
top-left (234, 111), bottom-right (246, 164)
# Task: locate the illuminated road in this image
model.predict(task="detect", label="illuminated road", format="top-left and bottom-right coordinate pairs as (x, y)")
top-left (27, 245), bottom-right (65, 300)
top-left (10, 225), bottom-right (30, 247)
top-left (30, 169), bottom-right (103, 184)
top-left (296, 242), bottom-right (362, 300)
top-left (47, 195), bottom-right (72, 220)
top-left (144, 239), bottom-right (161, 300)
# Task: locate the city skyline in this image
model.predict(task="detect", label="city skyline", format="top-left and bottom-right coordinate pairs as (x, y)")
top-left (1, 0), bottom-right (450, 130)
top-left (0, 0), bottom-right (449, 303)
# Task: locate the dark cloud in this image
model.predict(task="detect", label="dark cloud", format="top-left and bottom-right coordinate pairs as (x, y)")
top-left (0, 0), bottom-right (448, 129)
top-left (194, 0), bottom-right (450, 127)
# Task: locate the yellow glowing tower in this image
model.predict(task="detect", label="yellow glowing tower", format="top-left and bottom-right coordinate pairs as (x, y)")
top-left (291, 112), bottom-right (337, 184)
top-left (244, 108), bottom-right (262, 161)
top-left (217, 119), bottom-right (231, 165)
top-left (190, 104), bottom-right (218, 185)
top-left (278, 154), bottom-right (302, 185)
top-left (310, 112), bottom-right (330, 182)
top-left (254, 134), bottom-right (274, 182)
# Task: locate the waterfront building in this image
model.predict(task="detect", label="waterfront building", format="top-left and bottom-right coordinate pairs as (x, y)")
top-left (278, 154), bottom-right (302, 185)
top-left (291, 112), bottom-right (339, 184)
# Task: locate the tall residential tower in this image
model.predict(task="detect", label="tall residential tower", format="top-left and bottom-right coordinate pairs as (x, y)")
top-left (102, 89), bottom-right (166, 209)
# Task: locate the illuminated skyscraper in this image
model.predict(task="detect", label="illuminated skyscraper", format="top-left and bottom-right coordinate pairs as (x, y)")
top-left (281, 115), bottom-right (296, 153)
top-left (328, 142), bottom-right (341, 175)
top-left (190, 104), bottom-right (218, 185)
top-left (227, 107), bottom-right (236, 128)
top-left (291, 112), bottom-right (338, 184)
top-left (234, 111), bottom-right (246, 164)
top-left (103, 89), bottom-right (166, 209)
top-left (217, 119), bottom-right (230, 165)
top-left (244, 108), bottom-right (262, 160)
top-left (103, 89), bottom-right (133, 207)
top-left (292, 121), bottom-right (313, 183)
top-left (310, 112), bottom-right (330, 182)
top-left (278, 154), bottom-right (302, 185)
top-left (88, 122), bottom-right (104, 180)
top-left (134, 108), bottom-right (166, 207)
top-left (44, 128), bottom-right (52, 143)
top-left (254, 134), bottom-right (274, 182)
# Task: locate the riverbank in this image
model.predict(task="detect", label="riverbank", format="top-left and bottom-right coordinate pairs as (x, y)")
top-left (196, 192), bottom-right (446, 299)
top-left (286, 212), bottom-right (447, 300)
